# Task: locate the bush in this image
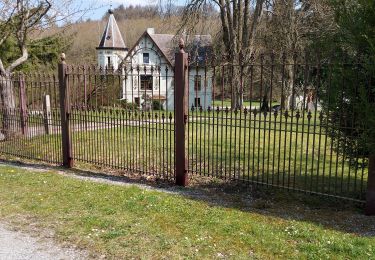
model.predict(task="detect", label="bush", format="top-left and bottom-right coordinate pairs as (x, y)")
top-left (152, 100), bottom-right (164, 111)
top-left (118, 99), bottom-right (138, 110)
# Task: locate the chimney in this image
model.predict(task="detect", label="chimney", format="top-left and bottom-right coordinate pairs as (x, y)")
top-left (147, 28), bottom-right (155, 35)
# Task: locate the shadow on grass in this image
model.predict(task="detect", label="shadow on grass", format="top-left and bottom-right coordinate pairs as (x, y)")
top-left (0, 158), bottom-right (374, 238)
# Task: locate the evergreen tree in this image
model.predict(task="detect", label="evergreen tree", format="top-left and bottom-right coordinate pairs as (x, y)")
top-left (0, 34), bottom-right (72, 73)
top-left (318, 0), bottom-right (375, 161)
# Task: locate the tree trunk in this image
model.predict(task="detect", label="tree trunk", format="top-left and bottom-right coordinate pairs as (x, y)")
top-left (230, 60), bottom-right (244, 110)
top-left (260, 85), bottom-right (270, 112)
top-left (0, 74), bottom-right (19, 140)
top-left (286, 64), bottom-right (294, 110)
top-left (280, 92), bottom-right (286, 110)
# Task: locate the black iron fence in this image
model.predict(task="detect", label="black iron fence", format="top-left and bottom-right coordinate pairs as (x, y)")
top-left (0, 72), bottom-right (62, 164)
top-left (187, 54), bottom-right (371, 205)
top-left (65, 64), bottom-right (175, 180)
top-left (0, 50), bottom-right (374, 214)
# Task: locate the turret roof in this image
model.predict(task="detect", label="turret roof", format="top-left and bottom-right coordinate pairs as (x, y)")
top-left (97, 10), bottom-right (127, 51)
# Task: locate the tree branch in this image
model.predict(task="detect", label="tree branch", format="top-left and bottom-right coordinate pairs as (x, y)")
top-left (7, 45), bottom-right (28, 73)
top-left (218, 0), bottom-right (231, 54)
top-left (224, 0), bottom-right (236, 57)
top-left (242, 0), bottom-right (250, 48)
top-left (0, 58), bottom-right (6, 75)
top-left (0, 31), bottom-right (11, 46)
top-left (25, 0), bottom-right (52, 30)
top-left (248, 0), bottom-right (265, 54)
top-left (2, 0), bottom-right (52, 73)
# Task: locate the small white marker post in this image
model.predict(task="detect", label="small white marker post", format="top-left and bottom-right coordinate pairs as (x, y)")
top-left (43, 94), bottom-right (52, 135)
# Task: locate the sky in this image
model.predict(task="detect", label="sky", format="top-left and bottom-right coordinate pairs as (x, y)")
top-left (75, 0), bottom-right (185, 21)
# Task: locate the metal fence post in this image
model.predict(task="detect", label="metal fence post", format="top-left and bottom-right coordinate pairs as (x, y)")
top-left (366, 154), bottom-right (375, 215)
top-left (58, 53), bottom-right (73, 168)
top-left (19, 73), bottom-right (28, 135)
top-left (174, 39), bottom-right (189, 186)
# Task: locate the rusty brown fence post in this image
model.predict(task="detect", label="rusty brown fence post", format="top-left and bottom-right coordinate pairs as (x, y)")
top-left (58, 53), bottom-right (73, 168)
top-left (19, 73), bottom-right (28, 135)
top-left (365, 155), bottom-right (375, 215)
top-left (174, 39), bottom-right (189, 186)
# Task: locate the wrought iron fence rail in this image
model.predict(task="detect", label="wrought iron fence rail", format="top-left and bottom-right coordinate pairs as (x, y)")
top-left (0, 52), bottom-right (373, 213)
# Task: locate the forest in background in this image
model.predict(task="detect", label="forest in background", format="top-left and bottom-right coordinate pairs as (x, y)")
top-left (40, 4), bottom-right (220, 65)
top-left (2, 2), bottom-right (335, 71)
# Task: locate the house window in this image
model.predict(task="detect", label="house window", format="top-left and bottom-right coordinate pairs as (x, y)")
top-left (107, 57), bottom-right (111, 67)
top-left (194, 75), bottom-right (202, 91)
top-left (143, 53), bottom-right (150, 64)
top-left (194, 98), bottom-right (201, 108)
top-left (141, 75), bottom-right (153, 90)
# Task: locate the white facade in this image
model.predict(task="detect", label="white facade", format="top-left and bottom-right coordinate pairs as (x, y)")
top-left (122, 30), bottom-right (212, 111)
top-left (96, 11), bottom-right (212, 111)
top-left (97, 49), bottom-right (127, 70)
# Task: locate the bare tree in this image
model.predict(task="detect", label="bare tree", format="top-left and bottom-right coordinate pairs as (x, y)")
top-left (177, 0), bottom-right (268, 109)
top-left (0, 0), bottom-right (90, 139)
top-left (174, 0), bottom-right (335, 109)
top-left (0, 1), bottom-right (52, 138)
top-left (263, 0), bottom-right (335, 109)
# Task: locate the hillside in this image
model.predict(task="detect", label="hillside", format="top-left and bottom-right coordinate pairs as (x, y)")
top-left (43, 16), bottom-right (219, 65)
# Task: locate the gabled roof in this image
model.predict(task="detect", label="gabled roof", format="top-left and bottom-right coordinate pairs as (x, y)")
top-left (124, 30), bottom-right (212, 66)
top-left (97, 10), bottom-right (127, 51)
top-left (148, 33), bottom-right (175, 65)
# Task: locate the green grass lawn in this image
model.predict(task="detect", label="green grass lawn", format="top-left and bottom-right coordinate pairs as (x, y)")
top-left (0, 108), bottom-right (367, 201)
top-left (0, 165), bottom-right (373, 259)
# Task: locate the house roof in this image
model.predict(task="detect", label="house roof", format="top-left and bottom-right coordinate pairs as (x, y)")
top-left (124, 30), bottom-right (212, 66)
top-left (148, 33), bottom-right (175, 65)
top-left (97, 10), bottom-right (127, 51)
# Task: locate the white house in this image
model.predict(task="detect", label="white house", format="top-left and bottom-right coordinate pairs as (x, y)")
top-left (97, 10), bottom-right (213, 110)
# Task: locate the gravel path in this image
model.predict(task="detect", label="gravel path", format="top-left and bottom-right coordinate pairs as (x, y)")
top-left (0, 224), bottom-right (87, 260)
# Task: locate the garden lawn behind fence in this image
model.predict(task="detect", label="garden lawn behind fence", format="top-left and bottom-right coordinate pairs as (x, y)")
top-left (0, 164), bottom-right (374, 259)
top-left (0, 109), bottom-right (368, 201)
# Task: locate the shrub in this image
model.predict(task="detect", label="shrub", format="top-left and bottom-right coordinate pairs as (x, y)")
top-left (152, 100), bottom-right (164, 111)
top-left (118, 99), bottom-right (138, 110)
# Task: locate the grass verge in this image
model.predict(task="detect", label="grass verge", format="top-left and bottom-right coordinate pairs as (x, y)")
top-left (0, 164), bottom-right (374, 259)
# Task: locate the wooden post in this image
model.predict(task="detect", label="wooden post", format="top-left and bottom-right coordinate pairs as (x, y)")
top-left (43, 94), bottom-right (51, 134)
top-left (366, 154), bottom-right (375, 215)
top-left (174, 39), bottom-right (189, 186)
top-left (58, 53), bottom-right (73, 168)
top-left (19, 73), bottom-right (28, 135)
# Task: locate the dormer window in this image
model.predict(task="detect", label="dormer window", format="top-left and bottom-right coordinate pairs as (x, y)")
top-left (143, 53), bottom-right (150, 64)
